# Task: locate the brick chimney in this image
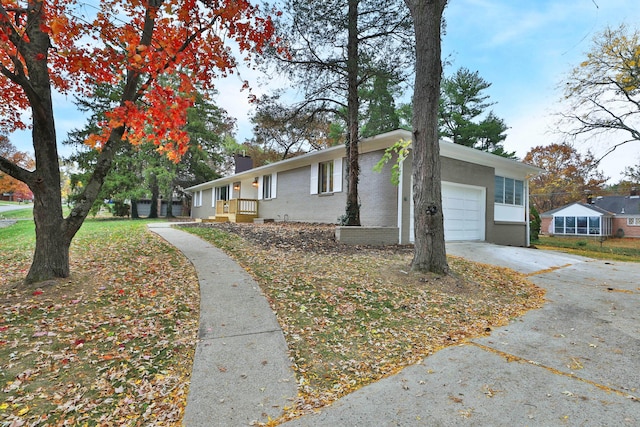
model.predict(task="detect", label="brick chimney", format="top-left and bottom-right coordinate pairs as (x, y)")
top-left (585, 190), bottom-right (593, 204)
top-left (234, 154), bottom-right (253, 174)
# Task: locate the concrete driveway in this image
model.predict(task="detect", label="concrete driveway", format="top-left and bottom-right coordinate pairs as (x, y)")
top-left (0, 203), bottom-right (33, 214)
top-left (0, 203), bottom-right (32, 228)
top-left (283, 243), bottom-right (640, 426)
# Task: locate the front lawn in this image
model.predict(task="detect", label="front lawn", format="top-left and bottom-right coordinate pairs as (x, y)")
top-left (534, 236), bottom-right (640, 262)
top-left (0, 208), bottom-right (34, 220)
top-left (0, 220), bottom-right (199, 426)
top-left (1, 220), bottom-right (546, 425)
top-left (181, 223), bottom-right (545, 423)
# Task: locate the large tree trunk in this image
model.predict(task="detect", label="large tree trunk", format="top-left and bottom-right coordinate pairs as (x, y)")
top-left (166, 188), bottom-right (174, 218)
top-left (27, 109), bottom-right (71, 282)
top-left (148, 174), bottom-right (159, 218)
top-left (131, 199), bottom-right (140, 219)
top-left (344, 0), bottom-right (361, 226)
top-left (406, 0), bottom-right (449, 274)
top-left (28, 215), bottom-right (71, 282)
top-left (1, 0), bottom-right (156, 284)
top-left (22, 2), bottom-right (70, 283)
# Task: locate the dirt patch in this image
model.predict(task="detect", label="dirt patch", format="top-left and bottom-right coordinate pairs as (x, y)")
top-left (182, 222), bottom-right (411, 255)
top-left (3, 272), bottom-right (102, 307)
top-left (377, 261), bottom-right (484, 297)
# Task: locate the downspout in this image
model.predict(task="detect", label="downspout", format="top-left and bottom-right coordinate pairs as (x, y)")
top-left (397, 159), bottom-right (404, 244)
top-left (525, 179), bottom-right (531, 247)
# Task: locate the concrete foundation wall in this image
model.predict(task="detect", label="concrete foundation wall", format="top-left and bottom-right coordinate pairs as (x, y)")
top-left (492, 222), bottom-right (528, 247)
top-left (335, 226), bottom-right (399, 245)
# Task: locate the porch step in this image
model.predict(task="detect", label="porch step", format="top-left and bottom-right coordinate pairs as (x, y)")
top-left (198, 216), bottom-right (227, 223)
top-left (253, 218), bottom-right (275, 224)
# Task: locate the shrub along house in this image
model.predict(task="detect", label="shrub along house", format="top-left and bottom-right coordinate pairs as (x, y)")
top-left (540, 190), bottom-right (640, 238)
top-left (186, 129), bottom-right (543, 246)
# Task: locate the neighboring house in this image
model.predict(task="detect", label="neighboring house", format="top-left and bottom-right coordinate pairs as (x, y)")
top-left (540, 191), bottom-right (640, 238)
top-left (186, 129), bottom-right (543, 246)
top-left (539, 203), bottom-right (614, 238)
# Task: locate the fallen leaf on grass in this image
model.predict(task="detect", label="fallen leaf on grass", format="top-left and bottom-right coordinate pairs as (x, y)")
top-left (180, 223), bottom-right (545, 423)
top-left (0, 221), bottom-right (200, 425)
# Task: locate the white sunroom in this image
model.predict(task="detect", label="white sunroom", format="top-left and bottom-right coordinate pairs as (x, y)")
top-left (546, 202), bottom-right (613, 237)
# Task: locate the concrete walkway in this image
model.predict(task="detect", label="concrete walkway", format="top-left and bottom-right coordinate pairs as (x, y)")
top-left (150, 222), bottom-right (640, 426)
top-left (148, 223), bottom-right (297, 426)
top-left (0, 203), bottom-right (32, 228)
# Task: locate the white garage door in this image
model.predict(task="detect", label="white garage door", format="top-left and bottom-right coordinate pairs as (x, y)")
top-left (410, 182), bottom-right (485, 242)
top-left (441, 182), bottom-right (485, 241)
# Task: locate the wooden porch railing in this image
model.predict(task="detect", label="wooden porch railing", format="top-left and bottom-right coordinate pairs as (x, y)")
top-left (215, 198), bottom-right (258, 217)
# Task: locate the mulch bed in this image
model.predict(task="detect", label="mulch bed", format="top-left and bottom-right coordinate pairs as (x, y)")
top-left (181, 221), bottom-right (414, 255)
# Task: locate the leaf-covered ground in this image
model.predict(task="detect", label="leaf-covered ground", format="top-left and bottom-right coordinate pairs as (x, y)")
top-left (181, 222), bottom-right (546, 423)
top-left (1, 220), bottom-right (545, 425)
top-left (0, 220), bottom-right (199, 426)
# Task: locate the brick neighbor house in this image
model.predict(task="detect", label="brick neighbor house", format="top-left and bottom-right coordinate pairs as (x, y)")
top-left (540, 190), bottom-right (640, 238)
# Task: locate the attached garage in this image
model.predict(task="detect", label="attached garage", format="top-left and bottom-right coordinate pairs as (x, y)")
top-left (410, 182), bottom-right (486, 243)
top-left (442, 182), bottom-right (485, 241)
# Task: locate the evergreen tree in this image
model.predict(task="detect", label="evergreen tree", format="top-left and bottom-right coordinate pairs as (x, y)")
top-left (361, 74), bottom-right (401, 138)
top-left (65, 85), bottom-right (233, 217)
top-left (439, 67), bottom-right (513, 157)
top-left (268, 0), bottom-right (414, 225)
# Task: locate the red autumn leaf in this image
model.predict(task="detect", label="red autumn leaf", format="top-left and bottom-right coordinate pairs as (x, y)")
top-left (0, 0), bottom-right (282, 156)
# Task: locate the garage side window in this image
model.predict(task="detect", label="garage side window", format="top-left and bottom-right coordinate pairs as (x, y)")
top-left (494, 176), bottom-right (524, 206)
top-left (193, 190), bottom-right (202, 207)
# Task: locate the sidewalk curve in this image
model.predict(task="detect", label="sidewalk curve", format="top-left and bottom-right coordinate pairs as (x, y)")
top-left (148, 223), bottom-right (297, 426)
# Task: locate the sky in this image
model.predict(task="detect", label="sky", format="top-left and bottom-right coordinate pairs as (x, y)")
top-left (8, 0), bottom-right (640, 183)
top-left (440, 0), bottom-right (640, 183)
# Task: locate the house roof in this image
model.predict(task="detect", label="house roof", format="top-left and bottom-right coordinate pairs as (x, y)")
top-left (540, 202), bottom-right (614, 217)
top-left (592, 195), bottom-right (640, 216)
top-left (185, 129), bottom-right (544, 192)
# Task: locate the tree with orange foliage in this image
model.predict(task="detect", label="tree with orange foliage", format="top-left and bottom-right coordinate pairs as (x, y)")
top-left (525, 143), bottom-right (608, 212)
top-left (0, 134), bottom-right (33, 200)
top-left (0, 0), bottom-right (279, 283)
